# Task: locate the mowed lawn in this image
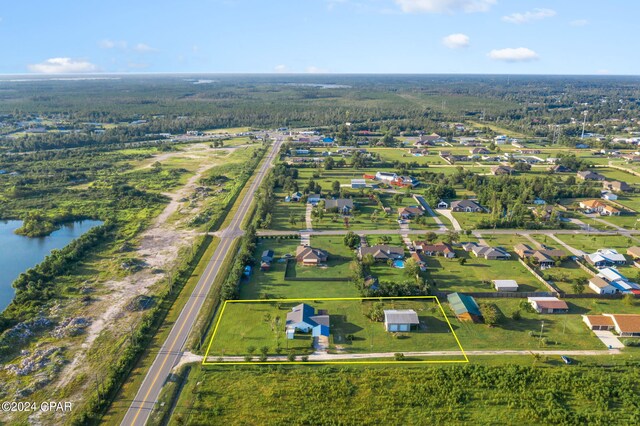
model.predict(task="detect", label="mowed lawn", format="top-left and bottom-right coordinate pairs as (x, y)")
top-left (239, 237), bottom-right (360, 300)
top-left (448, 298), bottom-right (640, 351)
top-left (425, 249), bottom-right (547, 293)
top-left (207, 299), bottom-right (465, 357)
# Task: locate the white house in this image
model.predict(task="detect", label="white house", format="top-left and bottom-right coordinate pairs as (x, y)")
top-left (588, 276), bottom-right (617, 295)
top-left (602, 192), bottom-right (618, 201)
top-left (375, 171), bottom-right (397, 183)
top-left (437, 200), bottom-right (449, 209)
top-left (528, 297), bottom-right (569, 314)
top-left (492, 280), bottom-right (519, 292)
top-left (495, 135), bottom-right (508, 145)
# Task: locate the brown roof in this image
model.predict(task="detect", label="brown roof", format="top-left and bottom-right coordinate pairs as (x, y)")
top-left (627, 246), bottom-right (640, 259)
top-left (534, 300), bottom-right (569, 310)
top-left (414, 241), bottom-right (454, 254)
top-left (584, 315), bottom-right (615, 327)
top-left (296, 246), bottom-right (328, 262)
top-left (607, 314), bottom-right (640, 333)
top-left (589, 276), bottom-right (613, 289)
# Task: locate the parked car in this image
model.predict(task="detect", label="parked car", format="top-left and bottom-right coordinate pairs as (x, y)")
top-left (561, 355), bottom-right (571, 364)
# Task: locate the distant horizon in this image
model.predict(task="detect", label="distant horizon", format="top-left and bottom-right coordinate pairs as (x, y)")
top-left (0, 1), bottom-right (636, 75)
top-left (1, 72), bottom-right (639, 78)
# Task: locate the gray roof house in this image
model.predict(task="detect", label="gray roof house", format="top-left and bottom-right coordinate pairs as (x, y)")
top-left (358, 245), bottom-right (404, 262)
top-left (384, 309), bottom-right (420, 332)
top-left (324, 198), bottom-right (354, 214)
top-left (450, 199), bottom-right (485, 212)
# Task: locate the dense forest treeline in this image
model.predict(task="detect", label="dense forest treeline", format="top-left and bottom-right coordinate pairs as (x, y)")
top-left (2, 74), bottom-right (640, 151)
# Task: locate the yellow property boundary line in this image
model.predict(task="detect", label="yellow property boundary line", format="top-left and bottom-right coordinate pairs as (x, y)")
top-left (202, 296), bottom-right (469, 365)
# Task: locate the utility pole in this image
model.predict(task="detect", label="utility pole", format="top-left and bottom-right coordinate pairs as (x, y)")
top-left (538, 321), bottom-right (545, 347)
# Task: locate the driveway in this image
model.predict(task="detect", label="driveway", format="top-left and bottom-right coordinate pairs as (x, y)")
top-left (592, 330), bottom-right (625, 349)
top-left (305, 203), bottom-right (314, 231)
top-left (438, 209), bottom-right (462, 231)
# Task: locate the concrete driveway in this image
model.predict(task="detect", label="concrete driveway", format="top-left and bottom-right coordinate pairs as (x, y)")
top-left (593, 330), bottom-right (625, 349)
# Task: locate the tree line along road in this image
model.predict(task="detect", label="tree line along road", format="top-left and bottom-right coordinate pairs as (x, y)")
top-left (120, 138), bottom-right (283, 426)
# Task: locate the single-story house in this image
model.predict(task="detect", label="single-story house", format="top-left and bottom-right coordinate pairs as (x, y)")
top-left (447, 293), bottom-right (483, 323)
top-left (375, 171), bottom-right (397, 183)
top-left (470, 147), bottom-right (490, 155)
top-left (603, 180), bottom-right (631, 193)
top-left (384, 309), bottom-right (420, 332)
top-left (580, 199), bottom-right (607, 214)
top-left (491, 165), bottom-right (515, 176)
top-left (398, 206), bottom-right (424, 219)
top-left (325, 198), bottom-right (354, 215)
top-left (577, 170), bottom-right (605, 181)
top-left (288, 192), bottom-right (303, 202)
top-left (286, 303), bottom-right (330, 339)
top-left (582, 315), bottom-right (615, 331)
top-left (411, 252), bottom-right (428, 271)
top-left (358, 245), bottom-right (405, 262)
top-left (627, 246), bottom-right (640, 260)
top-left (261, 250), bottom-right (275, 263)
top-left (351, 179), bottom-right (366, 189)
top-left (528, 297), bottom-right (569, 314)
top-left (450, 199), bottom-right (485, 213)
top-left (597, 267), bottom-right (640, 293)
top-left (603, 314), bottom-right (640, 337)
top-left (307, 194), bottom-right (323, 205)
top-left (493, 280), bottom-right (519, 292)
top-left (585, 249), bottom-right (627, 268)
top-left (588, 276), bottom-right (617, 295)
top-left (296, 245), bottom-right (329, 266)
top-left (602, 191), bottom-right (618, 201)
top-left (413, 241), bottom-right (456, 258)
top-left (437, 200), bottom-right (449, 209)
top-left (602, 205), bottom-right (621, 216)
top-left (551, 165), bottom-right (572, 173)
top-left (464, 243), bottom-right (511, 260)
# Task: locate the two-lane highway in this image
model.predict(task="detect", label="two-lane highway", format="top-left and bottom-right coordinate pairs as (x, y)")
top-left (121, 138), bottom-right (282, 426)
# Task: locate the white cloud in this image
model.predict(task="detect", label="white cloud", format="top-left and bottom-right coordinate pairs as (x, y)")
top-left (442, 33), bottom-right (470, 49)
top-left (28, 57), bottom-right (99, 74)
top-left (502, 8), bottom-right (556, 24)
top-left (99, 39), bottom-right (127, 49)
top-left (306, 66), bottom-right (329, 73)
top-left (570, 19), bottom-right (589, 27)
top-left (394, 0), bottom-right (496, 14)
top-left (274, 64), bottom-right (289, 73)
top-left (488, 47), bottom-right (539, 62)
top-left (132, 43), bottom-right (157, 53)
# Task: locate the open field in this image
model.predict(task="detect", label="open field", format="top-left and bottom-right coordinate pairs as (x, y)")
top-left (205, 298), bottom-right (464, 358)
top-left (425, 250), bottom-right (547, 293)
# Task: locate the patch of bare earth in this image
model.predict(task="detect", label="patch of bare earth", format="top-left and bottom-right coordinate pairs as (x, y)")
top-left (53, 150), bottom-right (229, 393)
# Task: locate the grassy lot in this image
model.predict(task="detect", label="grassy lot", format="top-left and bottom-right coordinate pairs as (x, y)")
top-left (426, 250), bottom-right (547, 293)
top-left (172, 361), bottom-right (640, 426)
top-left (451, 212), bottom-right (490, 229)
top-left (207, 299), bottom-right (464, 357)
top-left (542, 260), bottom-right (594, 295)
top-left (449, 298), bottom-right (639, 351)
top-left (553, 233), bottom-right (635, 253)
top-left (239, 237), bottom-right (360, 300)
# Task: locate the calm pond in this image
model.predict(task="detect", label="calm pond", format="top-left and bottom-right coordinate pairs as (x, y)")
top-left (0, 219), bottom-right (103, 312)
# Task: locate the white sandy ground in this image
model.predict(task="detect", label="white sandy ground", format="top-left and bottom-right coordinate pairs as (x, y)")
top-left (54, 147), bottom-right (235, 391)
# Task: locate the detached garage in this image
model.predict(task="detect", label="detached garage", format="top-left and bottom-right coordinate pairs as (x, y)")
top-left (384, 309), bottom-right (419, 332)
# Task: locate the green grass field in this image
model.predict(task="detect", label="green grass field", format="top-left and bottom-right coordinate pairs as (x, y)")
top-left (426, 249), bottom-right (546, 293)
top-left (206, 298), bottom-right (464, 357)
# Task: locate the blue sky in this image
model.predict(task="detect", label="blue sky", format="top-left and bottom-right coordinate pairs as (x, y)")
top-left (0, 0), bottom-right (635, 75)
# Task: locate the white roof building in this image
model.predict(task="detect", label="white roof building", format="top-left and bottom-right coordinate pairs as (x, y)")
top-left (492, 280), bottom-right (519, 292)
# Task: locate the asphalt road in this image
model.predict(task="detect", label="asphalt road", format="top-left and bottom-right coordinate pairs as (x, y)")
top-left (121, 138), bottom-right (282, 426)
